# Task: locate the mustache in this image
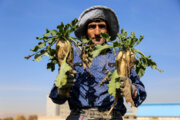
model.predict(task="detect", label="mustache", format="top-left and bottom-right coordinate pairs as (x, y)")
top-left (92, 35), bottom-right (101, 41)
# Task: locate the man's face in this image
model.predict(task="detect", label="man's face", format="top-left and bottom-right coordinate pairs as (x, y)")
top-left (87, 21), bottom-right (108, 45)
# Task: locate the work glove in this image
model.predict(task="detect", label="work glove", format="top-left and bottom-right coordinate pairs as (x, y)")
top-left (57, 70), bottom-right (77, 98)
top-left (119, 76), bottom-right (137, 106)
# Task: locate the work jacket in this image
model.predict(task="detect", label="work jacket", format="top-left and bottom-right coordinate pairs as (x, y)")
top-left (49, 44), bottom-right (146, 116)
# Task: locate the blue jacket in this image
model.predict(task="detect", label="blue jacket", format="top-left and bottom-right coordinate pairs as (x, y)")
top-left (49, 45), bottom-right (146, 115)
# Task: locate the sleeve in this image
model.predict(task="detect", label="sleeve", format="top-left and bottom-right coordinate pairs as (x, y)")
top-left (130, 69), bottom-right (147, 107)
top-left (49, 84), bottom-right (67, 104)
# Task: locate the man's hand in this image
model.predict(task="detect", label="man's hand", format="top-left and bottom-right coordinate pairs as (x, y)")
top-left (57, 70), bottom-right (77, 98)
top-left (58, 87), bottom-right (71, 98)
top-left (119, 76), bottom-right (137, 106)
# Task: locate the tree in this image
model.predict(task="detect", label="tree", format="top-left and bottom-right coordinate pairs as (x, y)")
top-left (14, 115), bottom-right (26, 120)
top-left (28, 115), bottom-right (37, 120)
top-left (3, 117), bottom-right (13, 120)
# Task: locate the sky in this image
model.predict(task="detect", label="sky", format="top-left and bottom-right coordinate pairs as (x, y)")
top-left (0, 0), bottom-right (180, 117)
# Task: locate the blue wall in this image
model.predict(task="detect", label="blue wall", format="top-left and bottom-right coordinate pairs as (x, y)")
top-left (136, 103), bottom-right (180, 116)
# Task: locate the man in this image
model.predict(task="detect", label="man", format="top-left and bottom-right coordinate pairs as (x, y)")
top-left (49, 6), bottom-right (146, 120)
